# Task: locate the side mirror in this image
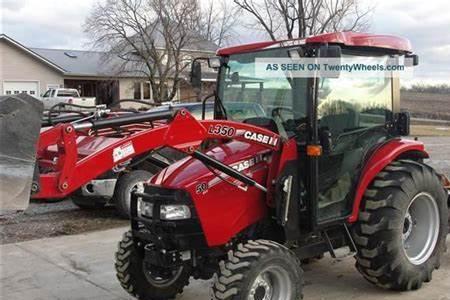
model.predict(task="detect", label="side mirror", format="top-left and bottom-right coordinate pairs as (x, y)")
top-left (394, 112), bottom-right (410, 136)
top-left (405, 54), bottom-right (419, 66)
top-left (190, 61), bottom-right (202, 89)
top-left (208, 57), bottom-right (221, 69)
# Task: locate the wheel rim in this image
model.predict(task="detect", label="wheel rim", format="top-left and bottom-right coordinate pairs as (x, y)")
top-left (143, 263), bottom-right (184, 288)
top-left (248, 265), bottom-right (292, 300)
top-left (402, 192), bottom-right (440, 265)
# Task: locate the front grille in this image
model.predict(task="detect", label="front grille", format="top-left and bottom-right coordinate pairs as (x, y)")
top-left (130, 185), bottom-right (207, 250)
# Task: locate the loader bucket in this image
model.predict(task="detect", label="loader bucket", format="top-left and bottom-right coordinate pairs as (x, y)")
top-left (0, 94), bottom-right (43, 214)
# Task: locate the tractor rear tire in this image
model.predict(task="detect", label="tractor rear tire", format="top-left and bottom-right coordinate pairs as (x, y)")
top-left (212, 240), bottom-right (303, 300)
top-left (115, 231), bottom-right (191, 300)
top-left (114, 170), bottom-right (152, 218)
top-left (353, 159), bottom-right (448, 291)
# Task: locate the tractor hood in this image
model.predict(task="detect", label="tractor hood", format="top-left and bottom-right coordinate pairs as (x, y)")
top-left (150, 140), bottom-right (272, 191)
top-left (149, 140), bottom-right (273, 246)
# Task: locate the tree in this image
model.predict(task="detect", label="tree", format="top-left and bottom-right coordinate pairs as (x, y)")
top-left (233, 0), bottom-right (373, 41)
top-left (84, 0), bottom-right (236, 103)
top-left (200, 0), bottom-right (241, 47)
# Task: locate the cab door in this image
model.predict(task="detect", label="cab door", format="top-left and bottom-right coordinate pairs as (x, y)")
top-left (315, 76), bottom-right (394, 223)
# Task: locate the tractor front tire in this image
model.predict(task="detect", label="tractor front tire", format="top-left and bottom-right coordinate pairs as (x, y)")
top-left (114, 170), bottom-right (152, 218)
top-left (212, 240), bottom-right (303, 300)
top-left (115, 231), bottom-right (191, 300)
top-left (353, 159), bottom-right (448, 291)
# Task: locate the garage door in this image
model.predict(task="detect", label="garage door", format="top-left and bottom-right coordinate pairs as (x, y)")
top-left (3, 81), bottom-right (39, 97)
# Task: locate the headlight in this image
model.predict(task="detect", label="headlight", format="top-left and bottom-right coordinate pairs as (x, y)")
top-left (138, 199), bottom-right (191, 220)
top-left (138, 198), bottom-right (153, 218)
top-left (160, 205), bottom-right (191, 220)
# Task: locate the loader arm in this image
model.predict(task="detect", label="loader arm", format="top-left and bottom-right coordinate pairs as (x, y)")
top-left (33, 109), bottom-right (280, 199)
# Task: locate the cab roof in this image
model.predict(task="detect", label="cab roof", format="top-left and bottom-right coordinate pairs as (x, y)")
top-left (216, 32), bottom-right (412, 56)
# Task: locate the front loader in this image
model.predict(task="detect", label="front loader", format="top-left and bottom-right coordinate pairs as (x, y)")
top-left (0, 98), bottom-right (180, 217)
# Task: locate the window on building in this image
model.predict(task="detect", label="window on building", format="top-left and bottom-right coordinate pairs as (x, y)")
top-left (143, 82), bottom-right (151, 99)
top-left (14, 91), bottom-right (19, 94)
top-left (133, 82), bottom-right (141, 100)
top-left (134, 82), bottom-right (152, 101)
top-left (6, 91), bottom-right (11, 95)
top-left (30, 91), bottom-right (35, 95)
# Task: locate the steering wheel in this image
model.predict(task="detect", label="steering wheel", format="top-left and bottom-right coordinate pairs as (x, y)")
top-left (271, 107), bottom-right (294, 123)
top-left (271, 107), bottom-right (307, 134)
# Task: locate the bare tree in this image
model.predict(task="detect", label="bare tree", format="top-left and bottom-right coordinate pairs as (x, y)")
top-left (84, 0), bottom-right (234, 103)
top-left (200, 0), bottom-right (241, 47)
top-left (233, 0), bottom-right (373, 41)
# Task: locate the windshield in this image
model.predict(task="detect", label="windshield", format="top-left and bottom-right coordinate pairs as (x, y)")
top-left (217, 48), bottom-right (308, 136)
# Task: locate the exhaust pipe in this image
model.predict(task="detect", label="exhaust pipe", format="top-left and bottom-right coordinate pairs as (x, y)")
top-left (0, 94), bottom-right (43, 214)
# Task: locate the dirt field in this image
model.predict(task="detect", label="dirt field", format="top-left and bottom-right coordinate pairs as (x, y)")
top-left (401, 91), bottom-right (450, 120)
top-left (411, 124), bottom-right (450, 136)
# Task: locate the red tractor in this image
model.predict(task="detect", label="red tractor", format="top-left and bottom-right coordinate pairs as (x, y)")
top-left (0, 32), bottom-right (447, 300)
top-left (113, 32), bottom-right (449, 300)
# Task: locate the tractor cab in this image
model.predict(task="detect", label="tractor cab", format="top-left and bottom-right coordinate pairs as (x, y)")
top-left (199, 32), bottom-right (414, 230)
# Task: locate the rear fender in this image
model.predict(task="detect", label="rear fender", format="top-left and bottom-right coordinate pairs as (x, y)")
top-left (348, 138), bottom-right (428, 223)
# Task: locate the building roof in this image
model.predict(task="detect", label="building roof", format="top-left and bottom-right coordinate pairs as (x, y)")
top-left (30, 48), bottom-right (124, 77)
top-left (0, 34), bottom-right (66, 73)
top-left (1, 33), bottom-right (218, 78)
top-left (217, 31), bottom-right (413, 56)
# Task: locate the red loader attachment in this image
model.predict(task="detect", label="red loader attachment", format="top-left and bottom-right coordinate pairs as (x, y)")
top-left (33, 109), bottom-right (278, 200)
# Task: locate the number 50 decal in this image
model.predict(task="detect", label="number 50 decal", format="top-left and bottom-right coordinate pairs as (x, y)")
top-left (196, 182), bottom-right (208, 194)
top-left (208, 124), bottom-right (235, 137)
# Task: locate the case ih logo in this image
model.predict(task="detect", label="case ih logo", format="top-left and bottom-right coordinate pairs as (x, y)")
top-left (243, 131), bottom-right (278, 146)
top-left (232, 154), bottom-right (268, 172)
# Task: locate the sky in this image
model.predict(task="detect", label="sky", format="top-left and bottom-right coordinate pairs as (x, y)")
top-left (1, 0), bottom-right (449, 84)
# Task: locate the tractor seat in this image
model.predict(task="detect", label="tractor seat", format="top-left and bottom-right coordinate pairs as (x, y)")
top-left (320, 110), bottom-right (360, 138)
